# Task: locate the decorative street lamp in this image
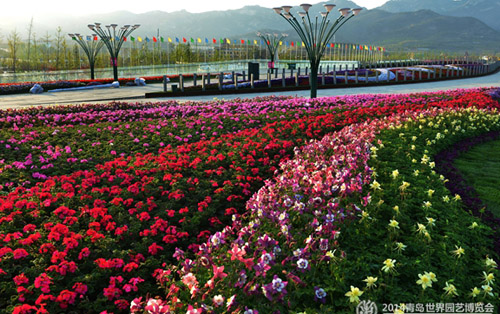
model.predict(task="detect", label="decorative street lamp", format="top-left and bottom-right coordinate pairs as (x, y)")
top-left (257, 32), bottom-right (287, 73)
top-left (273, 4), bottom-right (361, 98)
top-left (87, 23), bottom-right (140, 81)
top-left (68, 33), bottom-right (104, 80)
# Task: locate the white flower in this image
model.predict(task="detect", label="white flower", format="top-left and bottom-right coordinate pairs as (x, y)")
top-left (213, 295), bottom-right (224, 307)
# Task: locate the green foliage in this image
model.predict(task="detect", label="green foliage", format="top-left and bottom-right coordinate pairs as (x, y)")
top-left (454, 139), bottom-right (500, 217)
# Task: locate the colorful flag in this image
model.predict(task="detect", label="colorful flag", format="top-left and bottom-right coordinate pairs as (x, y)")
top-left (205, 38), bottom-right (209, 44)
top-left (254, 39), bottom-right (258, 45)
top-left (94, 36), bottom-right (98, 41)
top-left (291, 41), bottom-right (294, 47)
top-left (153, 37), bottom-right (157, 43)
top-left (86, 36), bottom-right (91, 41)
top-left (241, 39), bottom-right (245, 44)
top-left (190, 38), bottom-right (194, 43)
top-left (145, 37), bottom-right (150, 42)
top-left (226, 38), bottom-right (230, 44)
top-left (197, 38), bottom-right (202, 43)
top-left (138, 37), bottom-right (142, 42)
top-left (247, 40), bottom-right (251, 45)
top-left (131, 36), bottom-right (135, 42)
top-left (213, 38), bottom-right (216, 43)
top-left (301, 42), bottom-right (305, 47)
top-left (279, 41), bottom-right (282, 46)
top-left (183, 37), bottom-right (187, 43)
top-left (175, 37), bottom-right (179, 43)
top-left (160, 37), bottom-right (164, 42)
top-left (220, 38), bottom-right (224, 44)
top-left (123, 37), bottom-right (127, 42)
top-left (167, 37), bottom-right (172, 42)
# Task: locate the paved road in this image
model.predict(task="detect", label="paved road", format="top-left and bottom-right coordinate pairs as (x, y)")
top-left (1, 72), bottom-right (499, 109)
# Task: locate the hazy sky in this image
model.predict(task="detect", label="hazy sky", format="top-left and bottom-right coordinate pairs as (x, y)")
top-left (0, 0), bottom-right (389, 18)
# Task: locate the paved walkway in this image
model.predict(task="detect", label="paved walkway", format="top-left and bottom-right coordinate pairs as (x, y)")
top-left (1, 72), bottom-right (499, 109)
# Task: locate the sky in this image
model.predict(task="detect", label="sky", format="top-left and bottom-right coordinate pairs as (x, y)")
top-left (0, 0), bottom-right (389, 18)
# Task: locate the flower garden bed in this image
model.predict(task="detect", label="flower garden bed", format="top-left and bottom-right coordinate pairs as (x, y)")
top-left (0, 75), bottom-right (204, 96)
top-left (0, 88), bottom-right (500, 313)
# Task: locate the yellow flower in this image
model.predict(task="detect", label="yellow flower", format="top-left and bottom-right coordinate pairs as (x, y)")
top-left (413, 170), bottom-right (419, 176)
top-left (360, 211), bottom-right (371, 221)
top-left (451, 246), bottom-right (465, 258)
top-left (370, 180), bottom-right (382, 190)
top-left (429, 161), bottom-right (435, 168)
top-left (425, 271), bottom-right (437, 282)
top-left (393, 205), bottom-right (400, 215)
top-left (345, 286), bottom-right (363, 303)
top-left (483, 272), bottom-right (495, 285)
top-left (443, 281), bottom-right (458, 297)
top-left (363, 276), bottom-right (378, 289)
top-left (485, 257), bottom-right (498, 269)
top-left (388, 219), bottom-right (400, 230)
top-left (394, 242), bottom-right (407, 253)
top-left (416, 273), bottom-right (433, 290)
top-left (426, 217), bottom-right (436, 227)
top-left (416, 223), bottom-right (427, 234)
top-left (482, 284), bottom-right (494, 297)
top-left (399, 181), bottom-right (410, 192)
top-left (453, 194), bottom-right (461, 201)
top-left (427, 189), bottom-right (435, 197)
top-left (382, 259), bottom-right (396, 273)
top-left (423, 201), bottom-right (432, 209)
top-left (442, 195), bottom-right (450, 203)
top-left (470, 287), bottom-right (481, 298)
top-left (391, 170), bottom-right (399, 179)
top-left (469, 222), bottom-right (479, 229)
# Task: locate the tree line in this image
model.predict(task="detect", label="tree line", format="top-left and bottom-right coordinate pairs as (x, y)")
top-left (0, 23), bottom-right (484, 75)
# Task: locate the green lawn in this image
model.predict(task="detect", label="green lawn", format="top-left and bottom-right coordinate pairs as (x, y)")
top-left (454, 138), bottom-right (500, 217)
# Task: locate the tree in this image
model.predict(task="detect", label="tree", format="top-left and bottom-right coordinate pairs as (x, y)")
top-left (7, 29), bottom-right (22, 73)
top-left (54, 26), bottom-right (64, 70)
top-left (42, 32), bottom-right (52, 70)
top-left (32, 32), bottom-right (39, 71)
top-left (171, 43), bottom-right (193, 63)
top-left (26, 17), bottom-right (34, 71)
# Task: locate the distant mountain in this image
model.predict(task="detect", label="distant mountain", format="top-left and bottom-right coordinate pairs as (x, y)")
top-left (330, 9), bottom-right (500, 52)
top-left (0, 1), bottom-right (361, 38)
top-left (378, 0), bottom-right (500, 31)
top-left (0, 1), bottom-right (499, 53)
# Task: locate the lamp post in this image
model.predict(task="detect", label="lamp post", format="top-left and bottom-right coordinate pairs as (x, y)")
top-left (68, 33), bottom-right (104, 80)
top-left (87, 23), bottom-right (140, 81)
top-left (273, 4), bottom-right (361, 98)
top-left (257, 32), bottom-right (287, 73)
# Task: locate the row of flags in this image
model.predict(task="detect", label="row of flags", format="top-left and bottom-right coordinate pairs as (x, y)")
top-left (72, 35), bottom-right (385, 51)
